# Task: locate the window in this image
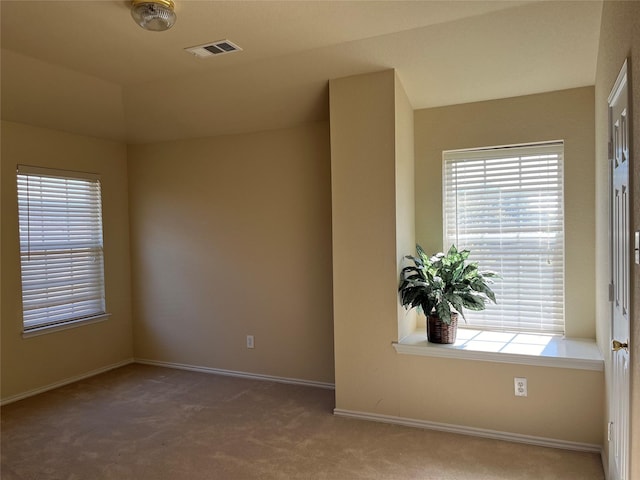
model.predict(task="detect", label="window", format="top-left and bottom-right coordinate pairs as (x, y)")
top-left (443, 142), bottom-right (564, 334)
top-left (17, 165), bottom-right (106, 332)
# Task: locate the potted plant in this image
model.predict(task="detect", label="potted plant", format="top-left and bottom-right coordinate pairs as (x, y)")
top-left (398, 244), bottom-right (499, 344)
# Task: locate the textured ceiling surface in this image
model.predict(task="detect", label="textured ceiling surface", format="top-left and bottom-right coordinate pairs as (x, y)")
top-left (1, 0), bottom-right (603, 142)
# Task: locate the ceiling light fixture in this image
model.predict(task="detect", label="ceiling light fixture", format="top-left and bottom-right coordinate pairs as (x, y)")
top-left (131, 0), bottom-right (176, 32)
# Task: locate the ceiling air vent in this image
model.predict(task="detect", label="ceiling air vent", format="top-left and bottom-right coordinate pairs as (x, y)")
top-left (185, 40), bottom-right (242, 58)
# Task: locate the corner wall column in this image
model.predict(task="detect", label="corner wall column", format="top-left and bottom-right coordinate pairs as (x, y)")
top-left (329, 69), bottom-right (415, 411)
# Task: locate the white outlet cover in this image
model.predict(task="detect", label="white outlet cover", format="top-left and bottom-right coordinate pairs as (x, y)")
top-left (514, 377), bottom-right (528, 397)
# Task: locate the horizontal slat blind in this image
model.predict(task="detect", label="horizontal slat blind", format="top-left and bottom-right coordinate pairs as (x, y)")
top-left (443, 142), bottom-right (565, 334)
top-left (17, 165), bottom-right (106, 331)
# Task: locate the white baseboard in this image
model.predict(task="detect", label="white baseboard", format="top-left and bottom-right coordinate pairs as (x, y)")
top-left (334, 408), bottom-right (602, 453)
top-left (0, 357), bottom-right (334, 406)
top-left (134, 358), bottom-right (336, 390)
top-left (0, 358), bottom-right (135, 406)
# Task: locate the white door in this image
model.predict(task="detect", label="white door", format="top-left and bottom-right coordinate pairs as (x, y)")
top-left (609, 59), bottom-right (630, 480)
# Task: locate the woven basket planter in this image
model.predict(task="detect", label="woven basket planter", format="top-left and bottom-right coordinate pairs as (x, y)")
top-left (427, 313), bottom-right (458, 344)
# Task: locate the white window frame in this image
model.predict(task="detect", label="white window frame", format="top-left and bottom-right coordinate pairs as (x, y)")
top-left (17, 165), bottom-right (107, 334)
top-left (442, 141), bottom-right (565, 335)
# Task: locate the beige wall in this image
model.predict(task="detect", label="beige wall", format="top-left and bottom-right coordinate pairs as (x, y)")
top-left (594, 0), bottom-right (640, 475)
top-left (395, 73), bottom-right (418, 341)
top-left (415, 87), bottom-right (596, 339)
top-left (127, 123), bottom-right (334, 383)
top-left (330, 70), bottom-right (401, 410)
top-left (0, 121), bottom-right (133, 401)
top-left (1, 50), bottom-right (126, 142)
top-left (330, 70), bottom-right (603, 445)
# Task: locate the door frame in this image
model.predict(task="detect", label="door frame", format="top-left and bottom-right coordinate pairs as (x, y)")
top-left (607, 57), bottom-right (631, 480)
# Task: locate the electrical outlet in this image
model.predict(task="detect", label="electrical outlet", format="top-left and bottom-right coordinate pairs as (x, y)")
top-left (514, 377), bottom-right (527, 397)
top-left (246, 335), bottom-right (255, 349)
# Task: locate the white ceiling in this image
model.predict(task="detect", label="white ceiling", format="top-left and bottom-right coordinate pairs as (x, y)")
top-left (1, 0), bottom-right (603, 143)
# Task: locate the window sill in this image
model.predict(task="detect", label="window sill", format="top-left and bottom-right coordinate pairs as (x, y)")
top-left (393, 328), bottom-right (604, 371)
top-left (22, 313), bottom-right (112, 339)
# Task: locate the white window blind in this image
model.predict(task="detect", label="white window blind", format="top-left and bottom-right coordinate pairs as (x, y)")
top-left (443, 142), bottom-right (564, 334)
top-left (17, 165), bottom-right (106, 331)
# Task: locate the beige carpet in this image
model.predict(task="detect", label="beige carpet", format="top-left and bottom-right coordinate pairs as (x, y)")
top-left (1, 364), bottom-right (604, 479)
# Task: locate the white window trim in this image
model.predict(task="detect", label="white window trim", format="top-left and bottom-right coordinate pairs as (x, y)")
top-left (393, 328), bottom-right (603, 371)
top-left (21, 313), bottom-right (112, 339)
top-left (17, 165), bottom-right (108, 334)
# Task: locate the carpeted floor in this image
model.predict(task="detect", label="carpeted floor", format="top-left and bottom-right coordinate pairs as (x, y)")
top-left (1, 364), bottom-right (604, 479)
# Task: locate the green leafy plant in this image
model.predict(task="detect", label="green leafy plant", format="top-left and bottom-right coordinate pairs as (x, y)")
top-left (399, 244), bottom-right (499, 325)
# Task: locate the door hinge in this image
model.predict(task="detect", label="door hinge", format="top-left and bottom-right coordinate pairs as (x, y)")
top-left (608, 421), bottom-right (613, 442)
top-left (609, 283), bottom-right (615, 302)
